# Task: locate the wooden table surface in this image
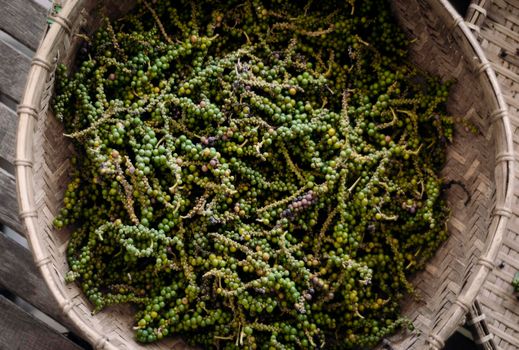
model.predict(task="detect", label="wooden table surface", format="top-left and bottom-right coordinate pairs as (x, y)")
top-left (0, 1), bottom-right (517, 350)
top-left (0, 0), bottom-right (90, 349)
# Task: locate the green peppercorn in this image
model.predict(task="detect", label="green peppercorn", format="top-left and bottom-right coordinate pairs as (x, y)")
top-left (53, 0), bottom-right (453, 348)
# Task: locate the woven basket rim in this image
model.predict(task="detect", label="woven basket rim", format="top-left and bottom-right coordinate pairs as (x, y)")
top-left (15, 1), bottom-right (515, 349)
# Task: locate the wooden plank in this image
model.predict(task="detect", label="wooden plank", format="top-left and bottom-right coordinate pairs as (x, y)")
top-left (479, 295), bottom-right (519, 331)
top-left (492, 0), bottom-right (519, 12)
top-left (0, 102), bottom-right (17, 167)
top-left (501, 0), bottom-right (519, 12)
top-left (0, 167), bottom-right (22, 232)
top-left (0, 0), bottom-right (47, 51)
top-left (505, 94), bottom-right (519, 111)
top-left (481, 28), bottom-right (518, 54)
top-left (491, 61), bottom-right (519, 86)
top-left (489, 22), bottom-right (519, 43)
top-left (0, 40), bottom-right (31, 102)
top-left (0, 231), bottom-right (76, 329)
top-left (487, 324), bottom-right (519, 348)
top-left (488, 4), bottom-right (519, 28)
top-left (0, 295), bottom-right (83, 350)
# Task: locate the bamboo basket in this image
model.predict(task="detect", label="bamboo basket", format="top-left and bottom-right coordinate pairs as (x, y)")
top-left (15, 0), bottom-right (515, 349)
top-left (461, 0), bottom-right (519, 349)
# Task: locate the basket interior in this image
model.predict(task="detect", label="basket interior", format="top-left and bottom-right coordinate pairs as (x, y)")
top-left (32, 1), bottom-right (501, 349)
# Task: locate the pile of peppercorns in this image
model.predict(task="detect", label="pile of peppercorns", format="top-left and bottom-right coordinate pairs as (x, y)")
top-left (53, 0), bottom-right (454, 348)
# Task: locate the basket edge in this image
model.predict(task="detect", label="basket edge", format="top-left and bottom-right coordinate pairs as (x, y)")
top-left (14, 1), bottom-right (120, 349)
top-left (14, 1), bottom-right (516, 349)
top-left (423, 0), bottom-right (515, 348)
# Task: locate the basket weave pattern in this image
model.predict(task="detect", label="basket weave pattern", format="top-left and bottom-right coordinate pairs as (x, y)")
top-left (383, 1), bottom-right (513, 348)
top-left (464, 0), bottom-right (519, 348)
top-left (15, 0), bottom-right (514, 349)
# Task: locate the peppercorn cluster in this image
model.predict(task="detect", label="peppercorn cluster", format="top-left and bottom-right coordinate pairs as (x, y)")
top-left (52, 0), bottom-right (453, 348)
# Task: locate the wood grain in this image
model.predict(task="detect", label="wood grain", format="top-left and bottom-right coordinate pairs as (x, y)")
top-left (0, 0), bottom-right (47, 51)
top-left (0, 168), bottom-right (22, 232)
top-left (0, 295), bottom-right (83, 350)
top-left (0, 232), bottom-right (76, 329)
top-left (0, 40), bottom-right (31, 102)
top-left (0, 102), bottom-right (17, 169)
